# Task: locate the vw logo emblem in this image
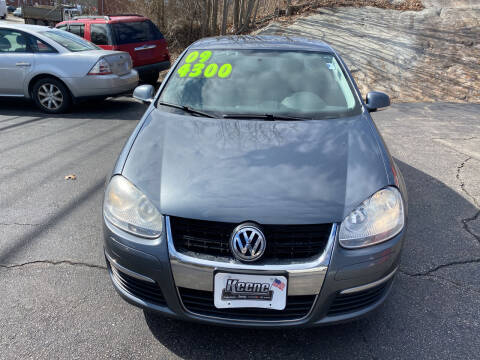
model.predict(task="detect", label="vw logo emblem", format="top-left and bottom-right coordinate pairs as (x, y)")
top-left (230, 223), bottom-right (266, 262)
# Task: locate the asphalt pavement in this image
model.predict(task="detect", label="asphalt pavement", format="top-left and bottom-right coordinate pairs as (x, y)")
top-left (0, 98), bottom-right (479, 359)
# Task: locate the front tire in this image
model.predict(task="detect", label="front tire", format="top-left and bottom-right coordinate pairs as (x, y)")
top-left (32, 78), bottom-right (72, 114)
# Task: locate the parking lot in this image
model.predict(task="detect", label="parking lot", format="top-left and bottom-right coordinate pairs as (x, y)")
top-left (0, 98), bottom-right (478, 359)
top-left (2, 14), bottom-right (23, 23)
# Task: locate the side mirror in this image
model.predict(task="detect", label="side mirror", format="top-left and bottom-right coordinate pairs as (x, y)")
top-left (365, 91), bottom-right (390, 112)
top-left (133, 85), bottom-right (155, 104)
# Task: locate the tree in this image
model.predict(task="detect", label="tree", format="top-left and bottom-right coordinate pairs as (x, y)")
top-left (233, 0), bottom-right (240, 32)
top-left (212, 0), bottom-right (219, 34)
top-left (221, 0), bottom-right (229, 35)
top-left (285, 0), bottom-right (293, 16)
top-left (237, 0), bottom-right (255, 33)
top-left (252, 0), bottom-right (260, 26)
top-left (201, 0), bottom-right (208, 36)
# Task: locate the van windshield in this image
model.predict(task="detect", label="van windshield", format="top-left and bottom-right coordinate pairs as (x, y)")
top-left (159, 49), bottom-right (361, 119)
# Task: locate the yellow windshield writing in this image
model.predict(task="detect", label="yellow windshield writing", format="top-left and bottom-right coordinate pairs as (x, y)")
top-left (177, 50), bottom-right (232, 79)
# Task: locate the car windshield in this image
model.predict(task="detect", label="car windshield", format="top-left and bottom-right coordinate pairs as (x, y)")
top-left (40, 30), bottom-right (99, 52)
top-left (158, 49), bottom-right (361, 119)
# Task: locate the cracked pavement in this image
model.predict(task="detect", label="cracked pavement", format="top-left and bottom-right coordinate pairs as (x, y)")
top-left (0, 99), bottom-right (479, 359)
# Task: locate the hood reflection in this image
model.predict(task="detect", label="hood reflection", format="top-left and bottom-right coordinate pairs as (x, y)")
top-left (122, 111), bottom-right (388, 224)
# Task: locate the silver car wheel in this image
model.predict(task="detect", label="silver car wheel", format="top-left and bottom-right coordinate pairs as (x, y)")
top-left (37, 84), bottom-right (63, 111)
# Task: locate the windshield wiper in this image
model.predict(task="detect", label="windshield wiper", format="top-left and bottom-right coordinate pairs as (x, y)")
top-left (158, 101), bottom-right (216, 118)
top-left (222, 113), bottom-right (309, 121)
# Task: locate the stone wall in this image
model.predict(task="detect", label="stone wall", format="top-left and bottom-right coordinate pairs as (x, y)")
top-left (257, 2), bottom-right (480, 103)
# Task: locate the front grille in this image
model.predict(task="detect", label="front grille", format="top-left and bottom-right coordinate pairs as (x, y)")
top-left (170, 216), bottom-right (332, 260)
top-left (327, 280), bottom-right (391, 316)
top-left (179, 287), bottom-right (315, 321)
top-left (109, 263), bottom-right (166, 306)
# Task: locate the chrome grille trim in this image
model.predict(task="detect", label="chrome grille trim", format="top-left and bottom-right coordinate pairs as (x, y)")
top-left (167, 216), bottom-right (338, 296)
top-left (106, 251), bottom-right (155, 283)
top-left (340, 267), bottom-right (398, 295)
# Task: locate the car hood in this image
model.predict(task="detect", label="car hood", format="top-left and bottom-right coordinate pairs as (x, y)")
top-left (121, 110), bottom-right (390, 224)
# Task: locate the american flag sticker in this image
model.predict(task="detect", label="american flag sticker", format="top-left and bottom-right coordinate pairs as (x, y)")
top-left (272, 278), bottom-right (285, 291)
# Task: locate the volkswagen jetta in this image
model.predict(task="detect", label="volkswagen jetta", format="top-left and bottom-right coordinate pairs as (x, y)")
top-left (103, 36), bottom-right (407, 328)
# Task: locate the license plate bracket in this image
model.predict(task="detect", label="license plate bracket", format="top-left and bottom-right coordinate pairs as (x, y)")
top-left (214, 273), bottom-right (287, 310)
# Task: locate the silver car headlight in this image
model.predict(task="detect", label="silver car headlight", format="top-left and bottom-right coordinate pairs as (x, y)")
top-left (339, 187), bottom-right (404, 249)
top-left (103, 175), bottom-right (162, 239)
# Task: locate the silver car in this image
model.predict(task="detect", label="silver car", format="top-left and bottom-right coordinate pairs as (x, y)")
top-left (0, 24), bottom-right (138, 113)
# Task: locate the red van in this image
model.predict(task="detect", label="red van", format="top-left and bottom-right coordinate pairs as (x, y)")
top-left (57, 15), bottom-right (170, 84)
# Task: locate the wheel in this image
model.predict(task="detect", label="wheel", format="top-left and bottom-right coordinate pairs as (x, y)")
top-left (140, 71), bottom-right (160, 85)
top-left (32, 78), bottom-right (72, 114)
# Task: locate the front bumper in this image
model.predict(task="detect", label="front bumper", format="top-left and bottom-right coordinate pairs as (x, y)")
top-left (104, 216), bottom-right (404, 328)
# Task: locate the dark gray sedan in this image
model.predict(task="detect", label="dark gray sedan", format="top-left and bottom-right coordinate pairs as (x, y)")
top-left (103, 36), bottom-right (407, 328)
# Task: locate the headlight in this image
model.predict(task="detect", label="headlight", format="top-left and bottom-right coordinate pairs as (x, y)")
top-left (339, 187), bottom-right (404, 249)
top-left (103, 175), bottom-right (162, 238)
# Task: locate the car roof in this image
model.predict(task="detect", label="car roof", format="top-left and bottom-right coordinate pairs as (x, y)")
top-left (189, 35), bottom-right (335, 53)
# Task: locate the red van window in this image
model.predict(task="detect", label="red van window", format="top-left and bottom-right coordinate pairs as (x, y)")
top-left (69, 24), bottom-right (85, 38)
top-left (111, 20), bottom-right (163, 45)
top-left (90, 24), bottom-right (112, 45)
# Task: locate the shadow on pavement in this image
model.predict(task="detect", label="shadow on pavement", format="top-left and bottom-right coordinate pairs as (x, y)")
top-left (0, 97), bottom-right (145, 121)
top-left (0, 178), bottom-right (105, 264)
top-left (144, 310), bottom-right (371, 359)
top-left (142, 159), bottom-right (480, 358)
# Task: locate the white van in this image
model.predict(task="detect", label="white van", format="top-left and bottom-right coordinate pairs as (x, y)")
top-left (0, 0), bottom-right (7, 20)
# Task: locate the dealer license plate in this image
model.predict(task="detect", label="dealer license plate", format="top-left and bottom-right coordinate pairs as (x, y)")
top-left (214, 273), bottom-right (287, 310)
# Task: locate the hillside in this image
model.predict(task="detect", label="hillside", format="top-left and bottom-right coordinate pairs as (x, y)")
top-left (256, 0), bottom-right (480, 102)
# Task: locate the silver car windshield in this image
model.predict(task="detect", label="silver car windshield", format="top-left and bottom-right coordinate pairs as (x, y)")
top-left (159, 49), bottom-right (361, 119)
top-left (40, 30), bottom-right (100, 52)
